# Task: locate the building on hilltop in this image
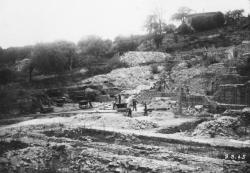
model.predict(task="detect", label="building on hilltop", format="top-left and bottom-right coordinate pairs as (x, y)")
top-left (179, 12), bottom-right (225, 33)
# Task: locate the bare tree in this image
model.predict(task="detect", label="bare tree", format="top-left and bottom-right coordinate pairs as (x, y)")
top-left (171, 6), bottom-right (193, 22)
top-left (144, 8), bottom-right (168, 49)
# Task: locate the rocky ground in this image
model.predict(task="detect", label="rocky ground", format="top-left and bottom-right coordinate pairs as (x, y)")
top-left (120, 51), bottom-right (170, 67)
top-left (1, 48), bottom-right (250, 173)
top-left (0, 103), bottom-right (250, 173)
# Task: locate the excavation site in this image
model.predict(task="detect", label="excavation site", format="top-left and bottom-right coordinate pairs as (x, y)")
top-left (1, 1), bottom-right (250, 172)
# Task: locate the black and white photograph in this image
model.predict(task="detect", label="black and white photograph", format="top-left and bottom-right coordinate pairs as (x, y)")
top-left (0, 0), bottom-right (250, 172)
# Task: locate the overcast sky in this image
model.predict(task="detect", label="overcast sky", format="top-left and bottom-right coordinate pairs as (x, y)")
top-left (0, 0), bottom-right (249, 48)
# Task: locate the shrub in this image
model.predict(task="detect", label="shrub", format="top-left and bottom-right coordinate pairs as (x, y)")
top-left (0, 88), bottom-right (18, 114)
top-left (84, 55), bottom-right (129, 77)
top-left (106, 55), bottom-right (129, 70)
top-left (31, 41), bottom-right (77, 75)
top-left (112, 36), bottom-right (139, 54)
top-left (0, 68), bottom-right (16, 85)
top-left (177, 22), bottom-right (193, 34)
top-left (225, 9), bottom-right (244, 26)
top-left (151, 64), bottom-right (160, 74)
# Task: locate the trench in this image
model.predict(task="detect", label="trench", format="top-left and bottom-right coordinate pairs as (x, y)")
top-left (43, 127), bottom-right (250, 163)
top-left (0, 140), bottom-right (29, 156)
top-left (2, 127), bottom-right (250, 173)
top-left (157, 118), bottom-right (207, 134)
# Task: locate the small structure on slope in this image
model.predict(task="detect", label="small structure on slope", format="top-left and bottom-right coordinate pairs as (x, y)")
top-left (181, 12), bottom-right (225, 32)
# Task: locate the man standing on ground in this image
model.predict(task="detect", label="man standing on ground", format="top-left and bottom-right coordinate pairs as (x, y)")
top-left (132, 99), bottom-right (138, 111)
top-left (88, 100), bottom-right (93, 108)
top-left (127, 108), bottom-right (132, 117)
top-left (144, 102), bottom-right (148, 116)
top-left (118, 94), bottom-right (121, 104)
top-left (113, 100), bottom-right (116, 110)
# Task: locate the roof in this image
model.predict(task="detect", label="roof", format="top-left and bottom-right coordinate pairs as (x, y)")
top-left (186, 12), bottom-right (222, 18)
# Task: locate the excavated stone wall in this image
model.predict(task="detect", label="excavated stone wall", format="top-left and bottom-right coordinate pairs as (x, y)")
top-left (182, 94), bottom-right (208, 107)
top-left (216, 82), bottom-right (250, 106)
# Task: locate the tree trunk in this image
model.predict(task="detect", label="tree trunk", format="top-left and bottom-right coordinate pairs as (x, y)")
top-left (29, 67), bottom-right (33, 82)
top-left (68, 57), bottom-right (72, 71)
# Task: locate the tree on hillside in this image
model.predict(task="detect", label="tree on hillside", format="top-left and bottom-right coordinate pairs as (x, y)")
top-left (30, 41), bottom-right (77, 75)
top-left (0, 46), bottom-right (33, 65)
top-left (78, 36), bottom-right (112, 58)
top-left (145, 12), bottom-right (176, 49)
top-left (171, 6), bottom-right (192, 22)
top-left (0, 47), bottom-right (4, 66)
top-left (1, 47), bottom-right (19, 64)
top-left (0, 47), bottom-right (3, 58)
top-left (163, 24), bottom-right (176, 34)
top-left (225, 9), bottom-right (244, 26)
top-left (0, 68), bottom-right (16, 85)
top-left (77, 36), bottom-right (112, 67)
top-left (22, 59), bottom-right (34, 82)
top-left (144, 12), bottom-right (166, 49)
top-left (112, 35), bottom-right (142, 54)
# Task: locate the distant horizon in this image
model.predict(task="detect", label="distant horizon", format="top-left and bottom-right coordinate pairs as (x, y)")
top-left (0, 0), bottom-right (249, 49)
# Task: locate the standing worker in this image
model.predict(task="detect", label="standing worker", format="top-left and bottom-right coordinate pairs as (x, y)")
top-left (132, 99), bottom-right (138, 111)
top-left (127, 108), bottom-right (132, 117)
top-left (144, 102), bottom-right (148, 116)
top-left (118, 94), bottom-right (121, 104)
top-left (88, 100), bottom-right (93, 108)
top-left (114, 95), bottom-right (118, 103)
top-left (113, 100), bottom-right (116, 110)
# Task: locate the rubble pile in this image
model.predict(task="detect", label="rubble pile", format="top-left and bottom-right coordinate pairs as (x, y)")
top-left (128, 119), bottom-right (159, 130)
top-left (82, 66), bottom-right (156, 89)
top-left (120, 51), bottom-right (170, 67)
top-left (1, 146), bottom-right (54, 172)
top-left (192, 116), bottom-right (241, 137)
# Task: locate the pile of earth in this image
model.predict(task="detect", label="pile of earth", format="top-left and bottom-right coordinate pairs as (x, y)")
top-left (81, 66), bottom-right (158, 89)
top-left (192, 116), bottom-right (242, 138)
top-left (120, 51), bottom-right (171, 67)
top-left (127, 119), bottom-right (159, 130)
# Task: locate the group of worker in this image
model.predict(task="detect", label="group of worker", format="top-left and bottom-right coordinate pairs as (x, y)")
top-left (113, 94), bottom-right (148, 117)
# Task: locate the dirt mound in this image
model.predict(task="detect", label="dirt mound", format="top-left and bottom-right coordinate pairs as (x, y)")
top-left (192, 116), bottom-right (241, 137)
top-left (127, 119), bottom-right (159, 130)
top-left (82, 66), bottom-right (157, 89)
top-left (120, 51), bottom-right (170, 67)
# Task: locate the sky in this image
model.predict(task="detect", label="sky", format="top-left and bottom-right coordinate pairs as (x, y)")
top-left (0, 0), bottom-right (249, 48)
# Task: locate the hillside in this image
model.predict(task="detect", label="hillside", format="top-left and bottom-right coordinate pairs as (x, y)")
top-left (1, 21), bottom-right (250, 173)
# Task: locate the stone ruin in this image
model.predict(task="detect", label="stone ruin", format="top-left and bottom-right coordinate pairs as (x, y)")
top-left (216, 81), bottom-right (250, 106)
